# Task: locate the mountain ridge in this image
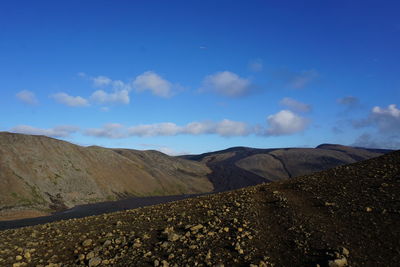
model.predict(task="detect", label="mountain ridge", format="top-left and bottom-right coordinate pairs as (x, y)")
top-left (0, 149), bottom-right (398, 266)
top-left (0, 132), bottom-right (392, 221)
top-left (0, 132), bottom-right (213, 220)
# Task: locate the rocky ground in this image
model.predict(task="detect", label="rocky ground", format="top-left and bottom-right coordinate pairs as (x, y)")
top-left (0, 151), bottom-right (399, 267)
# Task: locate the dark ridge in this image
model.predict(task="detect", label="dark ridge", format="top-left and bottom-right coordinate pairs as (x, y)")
top-left (317, 143), bottom-right (394, 154)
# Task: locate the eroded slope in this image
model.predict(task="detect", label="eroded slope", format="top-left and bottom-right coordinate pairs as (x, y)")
top-left (0, 132), bottom-right (212, 220)
top-left (0, 150), bottom-right (398, 266)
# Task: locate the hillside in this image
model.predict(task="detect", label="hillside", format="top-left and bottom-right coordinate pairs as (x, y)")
top-left (0, 132), bottom-right (389, 222)
top-left (0, 150), bottom-right (398, 266)
top-left (0, 132), bottom-right (213, 220)
top-left (183, 144), bottom-right (387, 191)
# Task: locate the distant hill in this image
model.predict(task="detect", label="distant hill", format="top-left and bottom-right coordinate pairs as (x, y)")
top-left (0, 132), bottom-right (391, 221)
top-left (183, 144), bottom-right (390, 191)
top-left (0, 132), bottom-right (213, 220)
top-left (0, 149), bottom-right (398, 266)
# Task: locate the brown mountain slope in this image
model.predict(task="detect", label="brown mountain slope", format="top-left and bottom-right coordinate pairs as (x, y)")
top-left (0, 132), bottom-right (213, 220)
top-left (184, 145), bottom-right (387, 191)
top-left (0, 150), bottom-right (398, 266)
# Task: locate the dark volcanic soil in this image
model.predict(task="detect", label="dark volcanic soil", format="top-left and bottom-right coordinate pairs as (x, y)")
top-left (0, 151), bottom-right (399, 266)
top-left (0, 194), bottom-right (204, 231)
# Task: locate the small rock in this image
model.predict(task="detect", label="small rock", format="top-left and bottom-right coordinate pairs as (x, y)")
top-left (88, 257), bottom-right (102, 267)
top-left (103, 240), bottom-right (112, 247)
top-left (82, 239), bottom-right (93, 247)
top-left (190, 224), bottom-right (204, 232)
top-left (161, 242), bottom-right (170, 248)
top-left (86, 251), bottom-right (95, 260)
top-left (366, 207), bottom-right (373, 212)
top-left (167, 232), bottom-right (180, 242)
top-left (24, 251), bottom-right (31, 259)
top-left (328, 257), bottom-right (348, 267)
top-left (206, 250), bottom-right (211, 260)
top-left (341, 247), bottom-right (350, 257)
top-left (15, 255), bottom-right (23, 261)
top-left (143, 233), bottom-right (151, 239)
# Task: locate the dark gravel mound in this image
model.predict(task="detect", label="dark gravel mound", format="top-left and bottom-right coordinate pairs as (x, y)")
top-left (0, 150), bottom-right (399, 266)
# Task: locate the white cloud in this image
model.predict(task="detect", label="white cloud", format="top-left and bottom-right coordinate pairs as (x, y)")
top-left (372, 104), bottom-right (400, 118)
top-left (11, 125), bottom-right (79, 138)
top-left (351, 104), bottom-right (400, 149)
top-left (128, 123), bottom-right (181, 137)
top-left (184, 120), bottom-right (249, 137)
top-left (85, 123), bottom-right (127, 139)
top-left (370, 104), bottom-right (400, 132)
top-left (184, 121), bottom-right (215, 135)
top-left (354, 104), bottom-right (400, 132)
top-left (266, 110), bottom-right (309, 135)
top-left (92, 75), bottom-right (112, 87)
top-left (279, 97), bottom-right (311, 112)
top-left (16, 90), bottom-right (39, 105)
top-left (214, 119), bottom-right (249, 137)
top-left (51, 93), bottom-right (89, 107)
top-left (90, 89), bottom-right (130, 104)
top-left (200, 71), bottom-right (252, 97)
top-left (84, 119), bottom-right (251, 139)
top-left (248, 59), bottom-right (263, 72)
top-left (133, 71), bottom-right (174, 98)
top-left (83, 113), bottom-right (310, 139)
top-left (77, 73), bottom-right (133, 105)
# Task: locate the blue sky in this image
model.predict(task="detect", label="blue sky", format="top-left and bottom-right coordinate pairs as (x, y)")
top-left (1, 0), bottom-right (399, 154)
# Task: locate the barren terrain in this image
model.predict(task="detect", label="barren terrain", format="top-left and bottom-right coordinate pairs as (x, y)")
top-left (0, 150), bottom-right (398, 266)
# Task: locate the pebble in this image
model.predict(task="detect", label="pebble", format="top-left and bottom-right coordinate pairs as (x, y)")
top-left (82, 239), bottom-right (93, 247)
top-left (328, 257), bottom-right (348, 267)
top-left (88, 257), bottom-right (102, 267)
top-left (190, 224), bottom-right (204, 231)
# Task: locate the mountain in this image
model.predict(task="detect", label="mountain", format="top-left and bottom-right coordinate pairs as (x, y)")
top-left (0, 132), bottom-right (213, 220)
top-left (0, 132), bottom-right (390, 221)
top-left (0, 150), bottom-right (398, 266)
top-left (183, 144), bottom-right (388, 191)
